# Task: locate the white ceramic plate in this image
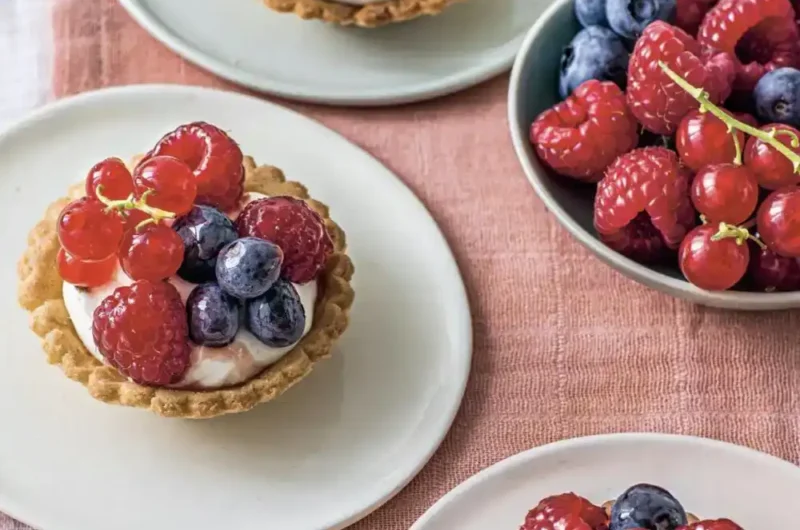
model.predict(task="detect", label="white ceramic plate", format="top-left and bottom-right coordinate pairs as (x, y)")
top-left (0, 86), bottom-right (472, 530)
top-left (411, 434), bottom-right (800, 529)
top-left (119, 0), bottom-right (554, 105)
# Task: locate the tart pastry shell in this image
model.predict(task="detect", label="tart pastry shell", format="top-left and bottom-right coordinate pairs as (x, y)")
top-left (18, 156), bottom-right (355, 419)
top-left (262, 0), bottom-right (464, 27)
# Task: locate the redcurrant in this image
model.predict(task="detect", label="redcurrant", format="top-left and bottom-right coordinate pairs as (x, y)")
top-left (748, 244), bottom-right (800, 292)
top-left (676, 110), bottom-right (755, 172)
top-left (744, 124), bottom-right (800, 190)
top-left (57, 197), bottom-right (125, 261)
top-left (85, 157), bottom-right (134, 201)
top-left (679, 225), bottom-right (750, 291)
top-left (119, 223), bottom-right (184, 281)
top-left (690, 164), bottom-right (758, 225)
top-left (57, 249), bottom-right (117, 288)
top-left (133, 155), bottom-right (197, 216)
top-left (757, 187), bottom-right (800, 257)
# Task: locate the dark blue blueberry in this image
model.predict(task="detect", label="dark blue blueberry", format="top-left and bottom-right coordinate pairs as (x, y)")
top-left (216, 237), bottom-right (283, 299)
top-left (606, 0), bottom-right (676, 42)
top-left (610, 484), bottom-right (687, 530)
top-left (186, 283), bottom-right (241, 347)
top-left (173, 206), bottom-right (238, 284)
top-left (754, 67), bottom-right (800, 129)
top-left (576, 0), bottom-right (609, 27)
top-left (560, 26), bottom-right (630, 99)
top-left (245, 279), bottom-right (305, 348)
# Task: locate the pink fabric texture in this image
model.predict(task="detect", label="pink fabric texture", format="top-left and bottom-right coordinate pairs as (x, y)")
top-left (3, 0), bottom-right (799, 528)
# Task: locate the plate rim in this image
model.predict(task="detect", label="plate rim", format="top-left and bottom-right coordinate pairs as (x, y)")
top-left (0, 84), bottom-right (474, 530)
top-left (410, 432), bottom-right (800, 529)
top-left (118, 0), bottom-right (519, 106)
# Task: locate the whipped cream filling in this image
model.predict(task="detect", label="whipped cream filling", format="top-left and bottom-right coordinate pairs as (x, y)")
top-left (62, 193), bottom-right (318, 390)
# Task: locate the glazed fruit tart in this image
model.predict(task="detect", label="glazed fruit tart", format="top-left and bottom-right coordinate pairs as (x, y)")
top-left (520, 483), bottom-right (745, 530)
top-left (17, 122), bottom-right (355, 419)
top-left (261, 0), bottom-right (463, 26)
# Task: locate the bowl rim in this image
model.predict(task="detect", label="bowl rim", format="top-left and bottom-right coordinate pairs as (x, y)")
top-left (507, 0), bottom-right (800, 310)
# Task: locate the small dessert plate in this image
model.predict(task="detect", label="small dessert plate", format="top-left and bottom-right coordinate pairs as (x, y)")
top-left (0, 86), bottom-right (471, 530)
top-left (119, 0), bottom-right (554, 105)
top-left (411, 433), bottom-right (800, 529)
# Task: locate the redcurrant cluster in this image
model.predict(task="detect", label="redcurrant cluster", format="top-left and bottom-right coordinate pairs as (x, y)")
top-left (663, 64), bottom-right (800, 292)
top-left (57, 156), bottom-right (194, 287)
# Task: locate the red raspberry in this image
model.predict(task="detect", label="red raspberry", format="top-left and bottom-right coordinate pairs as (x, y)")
top-left (530, 80), bottom-right (638, 183)
top-left (92, 280), bottom-right (191, 387)
top-left (520, 493), bottom-right (608, 530)
top-left (698, 0), bottom-right (800, 91)
top-left (594, 147), bottom-right (696, 262)
top-left (627, 22), bottom-right (736, 134)
top-left (681, 519), bottom-right (744, 530)
top-left (676, 0), bottom-right (719, 36)
top-left (144, 122), bottom-right (244, 211)
top-left (236, 196), bottom-right (333, 284)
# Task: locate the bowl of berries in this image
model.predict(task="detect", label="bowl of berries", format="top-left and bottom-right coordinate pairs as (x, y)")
top-left (508, 0), bottom-right (800, 309)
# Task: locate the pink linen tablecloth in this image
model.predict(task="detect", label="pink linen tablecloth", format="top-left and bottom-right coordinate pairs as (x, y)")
top-left (2, 0), bottom-right (799, 529)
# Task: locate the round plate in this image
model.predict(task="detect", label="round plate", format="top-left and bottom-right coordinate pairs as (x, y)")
top-left (119, 0), bottom-right (553, 106)
top-left (411, 434), bottom-right (800, 529)
top-left (0, 86), bottom-right (472, 530)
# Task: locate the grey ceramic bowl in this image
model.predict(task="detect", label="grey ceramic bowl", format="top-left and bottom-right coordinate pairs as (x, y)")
top-left (507, 0), bottom-right (800, 310)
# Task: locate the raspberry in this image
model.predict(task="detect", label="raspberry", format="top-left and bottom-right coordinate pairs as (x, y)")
top-left (144, 122), bottom-right (244, 211)
top-left (92, 280), bottom-right (190, 387)
top-left (594, 147), bottom-right (696, 262)
top-left (236, 197), bottom-right (333, 284)
top-left (682, 520), bottom-right (744, 530)
top-left (627, 22), bottom-right (736, 134)
top-left (698, 0), bottom-right (800, 91)
top-left (675, 0), bottom-right (719, 36)
top-left (530, 80), bottom-right (638, 183)
top-left (520, 493), bottom-right (608, 530)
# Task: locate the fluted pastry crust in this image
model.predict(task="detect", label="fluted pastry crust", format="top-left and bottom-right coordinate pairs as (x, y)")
top-left (18, 156), bottom-right (354, 419)
top-left (262, 0), bottom-right (464, 26)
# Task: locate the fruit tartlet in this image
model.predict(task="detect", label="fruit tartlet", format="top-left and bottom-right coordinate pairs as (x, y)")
top-left (520, 483), bottom-right (746, 530)
top-left (531, 0), bottom-right (800, 293)
top-left (261, 0), bottom-right (463, 26)
top-left (17, 122), bottom-right (355, 419)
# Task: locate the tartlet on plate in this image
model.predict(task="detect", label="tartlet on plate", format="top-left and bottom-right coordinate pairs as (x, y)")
top-left (18, 123), bottom-right (354, 419)
top-left (262, 0), bottom-right (464, 26)
top-left (521, 485), bottom-right (738, 530)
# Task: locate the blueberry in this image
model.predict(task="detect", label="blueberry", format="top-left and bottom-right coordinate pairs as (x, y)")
top-left (754, 67), bottom-right (800, 128)
top-left (173, 206), bottom-right (238, 284)
top-left (610, 484), bottom-right (688, 530)
top-left (576, 0), bottom-right (609, 27)
top-left (186, 283), bottom-right (241, 347)
top-left (216, 237), bottom-right (283, 299)
top-left (245, 279), bottom-right (305, 347)
top-left (560, 26), bottom-right (630, 99)
top-left (606, 0), bottom-right (676, 41)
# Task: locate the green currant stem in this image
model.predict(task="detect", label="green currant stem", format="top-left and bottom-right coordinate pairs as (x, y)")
top-left (773, 128), bottom-right (800, 148)
top-left (95, 186), bottom-right (175, 223)
top-left (136, 218), bottom-right (157, 230)
top-left (732, 131), bottom-right (742, 166)
top-left (658, 62), bottom-right (800, 174)
top-left (711, 222), bottom-right (766, 249)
